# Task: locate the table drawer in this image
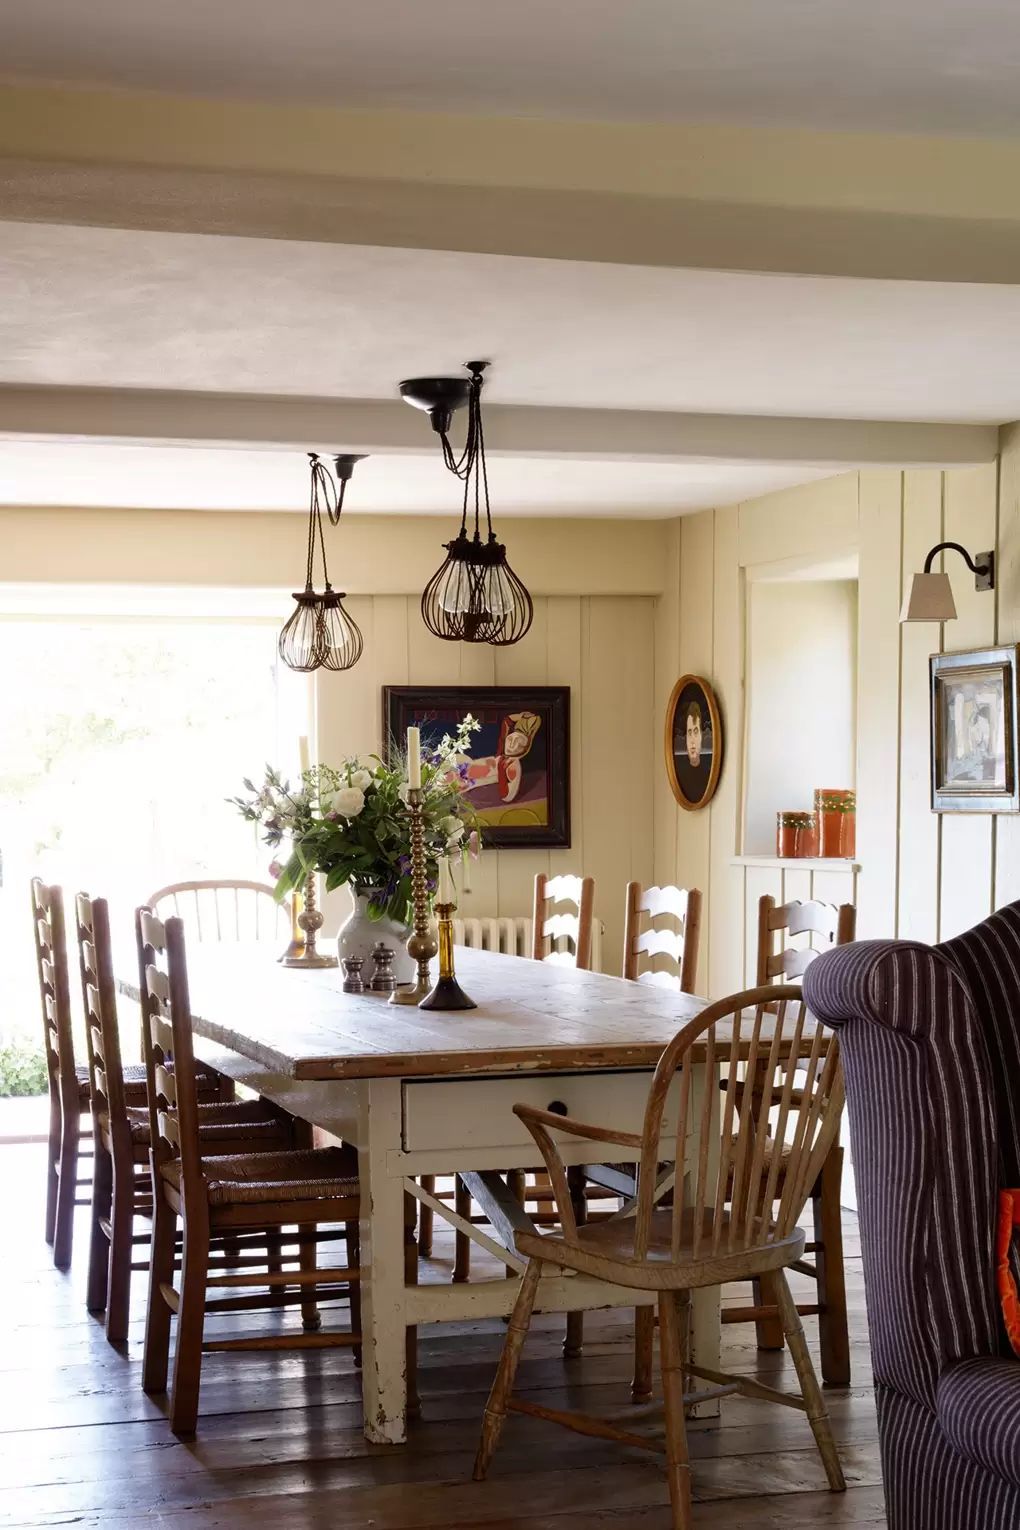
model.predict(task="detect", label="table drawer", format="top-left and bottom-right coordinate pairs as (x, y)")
top-left (402, 1070), bottom-right (671, 1154)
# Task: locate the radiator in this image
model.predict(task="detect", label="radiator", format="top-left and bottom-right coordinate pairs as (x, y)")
top-left (453, 914), bottom-right (604, 971)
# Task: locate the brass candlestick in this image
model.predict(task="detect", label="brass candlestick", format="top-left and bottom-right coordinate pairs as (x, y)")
top-left (419, 899), bottom-right (476, 1011)
top-left (281, 871), bottom-right (338, 969)
top-left (277, 888), bottom-right (306, 964)
top-left (390, 786), bottom-right (439, 1004)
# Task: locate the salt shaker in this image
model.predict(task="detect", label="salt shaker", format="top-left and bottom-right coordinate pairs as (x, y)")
top-left (369, 942), bottom-right (398, 993)
top-left (342, 956), bottom-right (366, 994)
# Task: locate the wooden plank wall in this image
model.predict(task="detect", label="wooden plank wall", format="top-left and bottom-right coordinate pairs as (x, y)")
top-left (315, 593), bottom-right (657, 974)
top-left (659, 458), bottom-right (1007, 995)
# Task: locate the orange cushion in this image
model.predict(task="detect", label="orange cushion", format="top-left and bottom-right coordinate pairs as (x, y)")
top-left (997, 1190), bottom-right (1020, 1359)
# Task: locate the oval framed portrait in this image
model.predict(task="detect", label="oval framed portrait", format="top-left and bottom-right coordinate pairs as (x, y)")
top-left (665, 674), bottom-right (723, 812)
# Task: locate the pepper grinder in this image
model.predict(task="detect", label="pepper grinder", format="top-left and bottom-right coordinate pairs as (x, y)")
top-left (369, 942), bottom-right (398, 993)
top-left (341, 957), bottom-right (365, 994)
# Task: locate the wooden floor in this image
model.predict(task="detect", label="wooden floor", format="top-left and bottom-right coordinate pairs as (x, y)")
top-left (0, 1142), bottom-right (887, 1528)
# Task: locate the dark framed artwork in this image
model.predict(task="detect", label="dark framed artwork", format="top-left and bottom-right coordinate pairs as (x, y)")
top-left (384, 685), bottom-right (570, 848)
top-left (930, 646), bottom-right (1020, 813)
top-left (665, 674), bottom-right (723, 812)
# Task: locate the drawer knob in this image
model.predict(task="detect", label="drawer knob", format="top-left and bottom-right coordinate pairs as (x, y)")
top-left (547, 1100), bottom-right (568, 1116)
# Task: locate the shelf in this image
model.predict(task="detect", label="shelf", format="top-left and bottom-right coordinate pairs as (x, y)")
top-left (731, 856), bottom-right (862, 872)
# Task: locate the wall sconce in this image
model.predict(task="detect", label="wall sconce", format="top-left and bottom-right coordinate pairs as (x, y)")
top-left (900, 541), bottom-right (995, 623)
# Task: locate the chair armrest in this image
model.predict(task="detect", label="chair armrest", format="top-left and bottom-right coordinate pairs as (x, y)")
top-left (804, 941), bottom-right (1001, 1410)
top-left (512, 1105), bottom-right (642, 1239)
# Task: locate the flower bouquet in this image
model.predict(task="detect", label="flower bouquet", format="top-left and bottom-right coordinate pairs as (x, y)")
top-left (233, 716), bottom-right (481, 927)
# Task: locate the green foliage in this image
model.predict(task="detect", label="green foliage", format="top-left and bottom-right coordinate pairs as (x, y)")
top-left (0, 1037), bottom-right (48, 1097)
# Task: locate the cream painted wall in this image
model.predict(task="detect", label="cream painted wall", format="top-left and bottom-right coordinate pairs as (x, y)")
top-left (655, 460), bottom-right (1012, 995)
top-left (0, 505), bottom-right (662, 972)
top-left (744, 579), bottom-right (858, 854)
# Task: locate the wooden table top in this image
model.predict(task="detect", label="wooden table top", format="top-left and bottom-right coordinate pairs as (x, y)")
top-left (119, 945), bottom-right (716, 1082)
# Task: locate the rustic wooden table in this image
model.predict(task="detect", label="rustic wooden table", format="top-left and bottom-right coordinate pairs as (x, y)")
top-left (121, 946), bottom-right (754, 1444)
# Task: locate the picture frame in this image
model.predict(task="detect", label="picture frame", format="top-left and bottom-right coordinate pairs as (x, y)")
top-left (665, 674), bottom-right (723, 812)
top-left (930, 645), bottom-right (1020, 814)
top-left (383, 685), bottom-right (570, 848)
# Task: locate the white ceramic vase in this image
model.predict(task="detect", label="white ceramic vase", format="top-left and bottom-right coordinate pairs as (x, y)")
top-left (337, 886), bottom-right (415, 986)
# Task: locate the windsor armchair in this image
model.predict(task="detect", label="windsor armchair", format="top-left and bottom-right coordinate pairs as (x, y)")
top-left (146, 880), bottom-right (287, 944)
top-left (473, 984), bottom-right (847, 1529)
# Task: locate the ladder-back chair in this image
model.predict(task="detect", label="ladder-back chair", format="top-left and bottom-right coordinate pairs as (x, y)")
top-left (473, 985), bottom-right (847, 1529)
top-left (31, 878), bottom-right (147, 1269)
top-left (146, 880), bottom-right (287, 944)
top-left (137, 908), bottom-right (385, 1436)
top-left (532, 873), bottom-right (595, 970)
top-left (623, 882), bottom-right (702, 994)
top-left (622, 881), bottom-right (703, 1401)
top-left (753, 894), bottom-right (856, 1385)
top-left (75, 892), bottom-right (293, 1341)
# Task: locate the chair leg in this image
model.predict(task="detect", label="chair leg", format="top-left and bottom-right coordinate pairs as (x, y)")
top-left (404, 1190), bottom-right (421, 1419)
top-left (86, 1139), bottom-right (113, 1314)
top-left (506, 1170), bottom-right (525, 1281)
top-left (659, 1289), bottom-right (694, 1530)
top-left (266, 1227), bottom-right (284, 1292)
top-left (453, 1177), bottom-right (472, 1283)
top-left (142, 1191), bottom-right (177, 1395)
top-left (753, 1272), bottom-right (785, 1350)
top-left (632, 1303), bottom-right (656, 1403)
top-left (473, 1257), bottom-right (541, 1481)
top-left (774, 1270), bottom-right (846, 1493)
top-left (298, 1224), bottom-right (321, 1332)
top-left (418, 1176), bottom-right (435, 1259)
top-left (169, 1212), bottom-right (211, 1436)
top-left (815, 1146), bottom-right (850, 1387)
top-left (52, 1119), bottom-right (79, 1271)
top-left (104, 1163), bottom-right (136, 1343)
top-left (563, 1165), bottom-right (587, 1358)
top-left (346, 1220), bottom-right (362, 1367)
top-left (44, 1094), bottom-right (61, 1245)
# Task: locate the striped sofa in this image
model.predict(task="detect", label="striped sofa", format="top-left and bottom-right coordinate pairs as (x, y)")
top-left (803, 903), bottom-right (1020, 1530)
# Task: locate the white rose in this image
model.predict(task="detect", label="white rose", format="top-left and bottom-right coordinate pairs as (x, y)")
top-left (349, 768), bottom-right (372, 791)
top-left (332, 786), bottom-right (366, 818)
top-left (442, 815), bottom-right (464, 836)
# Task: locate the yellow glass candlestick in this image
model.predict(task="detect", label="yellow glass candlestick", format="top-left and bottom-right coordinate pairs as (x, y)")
top-left (419, 901), bottom-right (476, 1011)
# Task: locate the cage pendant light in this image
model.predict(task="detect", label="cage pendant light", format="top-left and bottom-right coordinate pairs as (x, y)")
top-left (409, 363), bottom-right (533, 646)
top-left (278, 454), bottom-right (363, 673)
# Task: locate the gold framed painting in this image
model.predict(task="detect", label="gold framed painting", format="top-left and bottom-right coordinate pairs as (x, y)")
top-left (930, 645), bottom-right (1020, 813)
top-left (665, 674), bottom-right (723, 812)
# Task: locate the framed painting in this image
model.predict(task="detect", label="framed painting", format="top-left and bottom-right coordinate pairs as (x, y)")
top-left (384, 685), bottom-right (570, 848)
top-left (930, 645), bottom-right (1020, 813)
top-left (665, 674), bottom-right (723, 812)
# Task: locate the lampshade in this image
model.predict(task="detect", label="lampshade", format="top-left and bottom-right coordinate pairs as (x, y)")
top-left (900, 572), bottom-right (957, 623)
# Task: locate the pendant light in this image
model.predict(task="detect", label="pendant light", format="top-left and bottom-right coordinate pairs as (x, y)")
top-left (401, 361), bottom-right (533, 646)
top-left (278, 453), bottom-right (364, 672)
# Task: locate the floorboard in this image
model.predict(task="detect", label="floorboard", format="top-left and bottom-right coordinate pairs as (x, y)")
top-left (0, 1143), bottom-right (886, 1528)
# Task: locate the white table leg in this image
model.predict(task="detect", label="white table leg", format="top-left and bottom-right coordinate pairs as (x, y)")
top-left (357, 1078), bottom-right (410, 1444)
top-left (687, 1061), bottom-right (722, 1419)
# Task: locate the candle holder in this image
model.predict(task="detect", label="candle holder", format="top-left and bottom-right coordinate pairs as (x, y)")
top-left (390, 786), bottom-right (439, 1004)
top-left (280, 871), bottom-right (339, 969)
top-left (419, 900), bottom-right (476, 1011)
top-left (277, 888), bottom-right (306, 964)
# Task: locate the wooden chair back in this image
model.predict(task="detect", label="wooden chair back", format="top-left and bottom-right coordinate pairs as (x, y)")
top-left (136, 908), bottom-right (202, 1197)
top-left (622, 882), bottom-right (702, 994)
top-left (531, 872), bottom-right (596, 970)
top-left (31, 879), bottom-right (78, 1120)
top-left (756, 896), bottom-right (856, 985)
top-left (146, 880), bottom-right (285, 944)
top-left (74, 893), bottom-right (127, 1133)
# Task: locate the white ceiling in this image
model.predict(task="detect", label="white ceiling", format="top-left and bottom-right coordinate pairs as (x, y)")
top-left (3, 0), bottom-right (1020, 136)
top-left (3, 223), bottom-right (1020, 424)
top-left (0, 441), bottom-right (831, 518)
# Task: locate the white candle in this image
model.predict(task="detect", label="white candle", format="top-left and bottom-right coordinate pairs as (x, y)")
top-left (462, 845), bottom-right (472, 894)
top-left (438, 855), bottom-right (454, 905)
top-left (298, 734), bottom-right (311, 775)
top-left (407, 725), bottom-right (422, 790)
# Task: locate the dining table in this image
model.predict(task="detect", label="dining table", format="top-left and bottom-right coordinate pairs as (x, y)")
top-left (119, 944), bottom-right (773, 1444)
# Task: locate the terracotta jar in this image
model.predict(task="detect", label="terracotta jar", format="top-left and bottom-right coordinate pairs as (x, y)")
top-left (776, 811), bottom-right (819, 859)
top-left (814, 788), bottom-right (856, 858)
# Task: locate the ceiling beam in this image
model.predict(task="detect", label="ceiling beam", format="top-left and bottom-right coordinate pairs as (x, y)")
top-left (6, 157), bottom-right (1020, 286)
top-left (0, 385), bottom-right (995, 468)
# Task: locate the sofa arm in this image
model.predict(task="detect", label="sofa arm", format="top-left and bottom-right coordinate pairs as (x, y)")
top-left (804, 941), bottom-right (1001, 1410)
